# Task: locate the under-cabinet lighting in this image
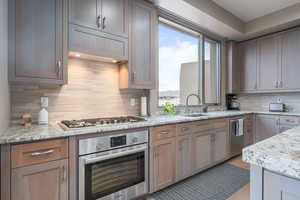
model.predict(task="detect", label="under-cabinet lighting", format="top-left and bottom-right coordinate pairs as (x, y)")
top-left (68, 51), bottom-right (123, 64)
top-left (75, 53), bottom-right (81, 57)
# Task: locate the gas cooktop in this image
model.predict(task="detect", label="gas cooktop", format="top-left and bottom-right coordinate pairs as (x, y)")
top-left (59, 116), bottom-right (146, 130)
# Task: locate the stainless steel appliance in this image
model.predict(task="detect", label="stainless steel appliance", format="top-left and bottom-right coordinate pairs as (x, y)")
top-left (78, 130), bottom-right (149, 200)
top-left (59, 116), bottom-right (146, 130)
top-left (230, 118), bottom-right (244, 156)
top-left (226, 94), bottom-right (240, 110)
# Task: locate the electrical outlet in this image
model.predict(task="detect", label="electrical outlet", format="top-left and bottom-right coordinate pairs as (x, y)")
top-left (41, 97), bottom-right (49, 108)
top-left (130, 98), bottom-right (136, 106)
top-left (277, 97), bottom-right (283, 103)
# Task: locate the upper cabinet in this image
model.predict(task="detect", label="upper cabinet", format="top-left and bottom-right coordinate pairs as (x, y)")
top-left (119, 0), bottom-right (157, 89)
top-left (9, 0), bottom-right (68, 84)
top-left (69, 0), bottom-right (128, 38)
top-left (69, 0), bottom-right (129, 60)
top-left (238, 40), bottom-right (258, 92)
top-left (257, 35), bottom-right (281, 91)
top-left (282, 28), bottom-right (300, 90)
top-left (238, 27), bottom-right (300, 93)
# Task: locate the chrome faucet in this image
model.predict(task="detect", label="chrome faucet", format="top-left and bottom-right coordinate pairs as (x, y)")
top-left (185, 93), bottom-right (208, 114)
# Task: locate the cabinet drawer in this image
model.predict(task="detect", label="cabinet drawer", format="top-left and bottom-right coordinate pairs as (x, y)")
top-left (194, 121), bottom-right (212, 132)
top-left (152, 125), bottom-right (176, 141)
top-left (280, 116), bottom-right (299, 125)
top-left (11, 139), bottom-right (69, 168)
top-left (211, 119), bottom-right (228, 129)
top-left (177, 123), bottom-right (194, 136)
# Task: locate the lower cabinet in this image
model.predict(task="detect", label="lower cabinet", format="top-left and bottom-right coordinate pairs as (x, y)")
top-left (176, 135), bottom-right (192, 181)
top-left (11, 159), bottom-right (68, 200)
top-left (264, 170), bottom-right (300, 200)
top-left (152, 138), bottom-right (176, 192)
top-left (212, 128), bottom-right (229, 163)
top-left (192, 130), bottom-right (212, 173)
top-left (244, 114), bottom-right (254, 147)
top-left (255, 114), bottom-right (279, 143)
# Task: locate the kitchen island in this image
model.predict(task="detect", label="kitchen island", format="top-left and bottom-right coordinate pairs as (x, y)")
top-left (243, 126), bottom-right (300, 200)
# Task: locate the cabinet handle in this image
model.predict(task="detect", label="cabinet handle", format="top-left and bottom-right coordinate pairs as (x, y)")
top-left (181, 127), bottom-right (189, 132)
top-left (31, 149), bottom-right (55, 157)
top-left (132, 71), bottom-right (136, 82)
top-left (96, 16), bottom-right (101, 28)
top-left (61, 166), bottom-right (67, 182)
top-left (102, 16), bottom-right (106, 29)
top-left (57, 60), bottom-right (62, 76)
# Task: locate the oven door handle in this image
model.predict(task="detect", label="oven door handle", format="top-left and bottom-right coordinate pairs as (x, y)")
top-left (83, 146), bottom-right (147, 165)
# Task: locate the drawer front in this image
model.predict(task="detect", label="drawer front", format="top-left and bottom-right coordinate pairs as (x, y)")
top-left (211, 119), bottom-right (228, 129)
top-left (11, 139), bottom-right (69, 168)
top-left (177, 123), bottom-right (194, 136)
top-left (194, 121), bottom-right (212, 132)
top-left (280, 116), bottom-right (299, 125)
top-left (152, 125), bottom-right (176, 141)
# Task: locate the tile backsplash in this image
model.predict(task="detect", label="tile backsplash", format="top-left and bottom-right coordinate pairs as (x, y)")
top-left (238, 93), bottom-right (300, 112)
top-left (10, 58), bottom-right (148, 124)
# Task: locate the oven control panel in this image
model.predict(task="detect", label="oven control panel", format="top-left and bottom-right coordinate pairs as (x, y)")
top-left (79, 130), bottom-right (148, 155)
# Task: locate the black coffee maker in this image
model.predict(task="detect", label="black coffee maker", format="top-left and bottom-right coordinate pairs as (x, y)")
top-left (226, 94), bottom-right (240, 110)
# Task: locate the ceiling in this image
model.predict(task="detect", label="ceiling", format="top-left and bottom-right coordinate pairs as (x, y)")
top-left (212, 0), bottom-right (300, 22)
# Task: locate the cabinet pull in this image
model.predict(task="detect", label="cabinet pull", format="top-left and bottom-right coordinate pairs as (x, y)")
top-left (96, 16), bottom-right (101, 28)
top-left (132, 71), bottom-right (136, 82)
top-left (31, 149), bottom-right (55, 157)
top-left (160, 131), bottom-right (169, 135)
top-left (102, 16), bottom-right (106, 29)
top-left (57, 60), bottom-right (62, 75)
top-left (181, 127), bottom-right (189, 132)
top-left (61, 166), bottom-right (67, 182)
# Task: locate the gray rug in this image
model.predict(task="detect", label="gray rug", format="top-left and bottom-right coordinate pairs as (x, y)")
top-left (153, 163), bottom-right (249, 200)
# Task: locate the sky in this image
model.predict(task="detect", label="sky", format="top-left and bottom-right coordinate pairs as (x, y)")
top-left (159, 24), bottom-right (211, 92)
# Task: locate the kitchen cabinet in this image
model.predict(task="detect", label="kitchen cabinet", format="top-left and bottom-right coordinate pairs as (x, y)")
top-left (227, 41), bottom-right (240, 94)
top-left (238, 40), bottom-right (258, 92)
top-left (69, 0), bottom-right (128, 38)
top-left (244, 114), bottom-right (254, 147)
top-left (9, 0), bottom-right (68, 84)
top-left (282, 28), bottom-right (300, 90)
top-left (255, 115), bottom-right (279, 143)
top-left (152, 138), bottom-right (176, 192)
top-left (11, 159), bottom-right (68, 200)
top-left (264, 170), bottom-right (300, 200)
top-left (212, 128), bottom-right (229, 163)
top-left (119, 0), bottom-right (157, 89)
top-left (192, 130), bottom-right (212, 173)
top-left (176, 134), bottom-right (192, 181)
top-left (257, 36), bottom-right (281, 91)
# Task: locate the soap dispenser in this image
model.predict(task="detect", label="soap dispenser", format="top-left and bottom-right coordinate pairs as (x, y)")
top-left (38, 97), bottom-right (49, 125)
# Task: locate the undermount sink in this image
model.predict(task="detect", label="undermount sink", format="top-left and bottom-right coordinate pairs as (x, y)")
top-left (184, 113), bottom-right (207, 117)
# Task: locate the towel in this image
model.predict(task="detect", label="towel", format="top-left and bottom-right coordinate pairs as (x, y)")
top-left (236, 119), bottom-right (244, 136)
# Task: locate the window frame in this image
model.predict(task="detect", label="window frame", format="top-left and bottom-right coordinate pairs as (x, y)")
top-left (157, 15), bottom-right (222, 107)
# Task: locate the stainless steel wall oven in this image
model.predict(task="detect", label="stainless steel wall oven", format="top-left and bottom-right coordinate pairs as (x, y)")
top-left (78, 130), bottom-right (149, 200)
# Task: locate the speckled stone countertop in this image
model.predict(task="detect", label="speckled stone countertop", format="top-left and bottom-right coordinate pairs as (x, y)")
top-left (0, 111), bottom-right (252, 144)
top-left (243, 126), bottom-right (300, 179)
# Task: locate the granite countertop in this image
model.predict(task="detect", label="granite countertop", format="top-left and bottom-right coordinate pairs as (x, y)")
top-left (0, 111), bottom-right (252, 145)
top-left (2, 110), bottom-right (300, 145)
top-left (243, 126), bottom-right (300, 179)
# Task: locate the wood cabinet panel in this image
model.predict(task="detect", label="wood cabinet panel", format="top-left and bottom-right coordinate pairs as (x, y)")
top-left (282, 29), bottom-right (300, 90)
top-left (255, 115), bottom-right (279, 143)
top-left (100, 0), bottom-right (129, 38)
top-left (244, 114), bottom-right (254, 147)
top-left (69, 0), bottom-right (98, 29)
top-left (176, 135), bottom-right (192, 181)
top-left (153, 138), bottom-right (176, 192)
top-left (9, 0), bottom-right (67, 84)
top-left (239, 40), bottom-right (258, 91)
top-left (212, 128), bottom-right (229, 163)
top-left (264, 170), bottom-right (300, 200)
top-left (151, 125), bottom-right (176, 142)
top-left (11, 159), bottom-right (68, 200)
top-left (11, 139), bottom-right (68, 169)
top-left (192, 131), bottom-right (212, 173)
top-left (69, 24), bottom-right (128, 60)
top-left (257, 36), bottom-right (281, 90)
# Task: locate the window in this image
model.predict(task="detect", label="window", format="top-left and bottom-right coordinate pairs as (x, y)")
top-left (158, 19), bottom-right (221, 107)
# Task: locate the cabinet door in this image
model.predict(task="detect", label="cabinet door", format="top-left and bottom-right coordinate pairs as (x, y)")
top-left (239, 40), bottom-right (258, 92)
top-left (264, 170), bottom-right (300, 200)
top-left (10, 0), bottom-right (65, 84)
top-left (100, 0), bottom-right (129, 38)
top-left (282, 29), bottom-right (300, 90)
top-left (176, 135), bottom-right (192, 181)
top-left (11, 159), bottom-right (68, 200)
top-left (153, 138), bottom-right (176, 191)
top-left (192, 131), bottom-right (212, 173)
top-left (255, 115), bottom-right (279, 143)
top-left (129, 0), bottom-right (157, 89)
top-left (257, 36), bottom-right (281, 90)
top-left (244, 115), bottom-right (254, 147)
top-left (212, 128), bottom-right (229, 163)
top-left (69, 0), bottom-right (98, 29)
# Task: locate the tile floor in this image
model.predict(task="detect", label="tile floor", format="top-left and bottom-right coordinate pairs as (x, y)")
top-left (144, 156), bottom-right (250, 200)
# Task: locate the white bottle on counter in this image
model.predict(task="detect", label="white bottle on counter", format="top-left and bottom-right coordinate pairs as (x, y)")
top-left (38, 108), bottom-right (48, 125)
